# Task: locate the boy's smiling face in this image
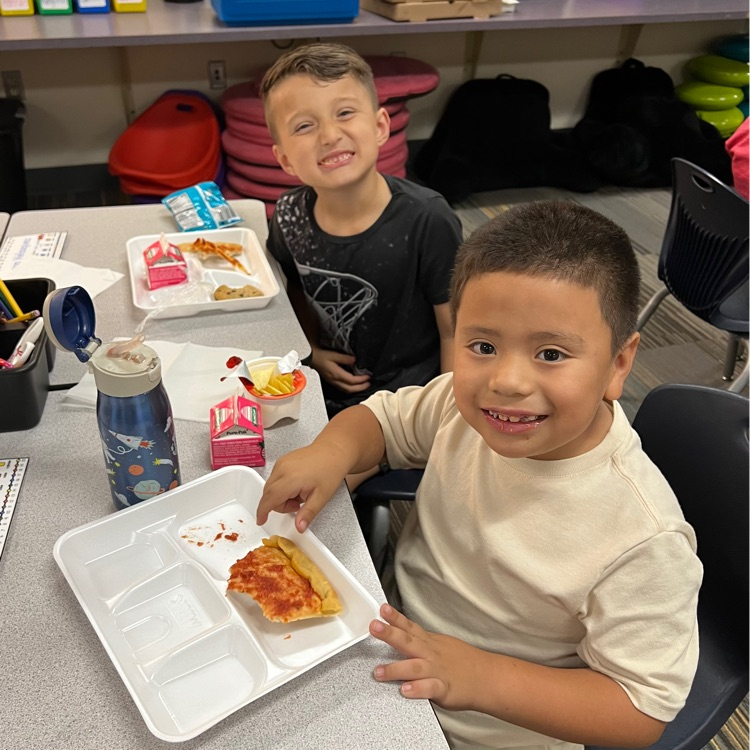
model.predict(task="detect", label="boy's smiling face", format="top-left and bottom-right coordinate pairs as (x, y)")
top-left (453, 271), bottom-right (639, 461)
top-left (268, 73), bottom-right (390, 191)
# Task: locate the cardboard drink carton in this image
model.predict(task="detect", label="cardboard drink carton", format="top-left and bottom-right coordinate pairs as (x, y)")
top-left (143, 234), bottom-right (188, 290)
top-left (210, 394), bottom-right (265, 469)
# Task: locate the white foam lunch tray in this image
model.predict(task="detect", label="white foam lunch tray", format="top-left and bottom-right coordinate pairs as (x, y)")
top-left (126, 227), bottom-right (280, 319)
top-left (53, 466), bottom-right (380, 742)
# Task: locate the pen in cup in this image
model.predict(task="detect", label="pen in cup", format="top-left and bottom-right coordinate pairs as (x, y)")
top-left (8, 341), bottom-right (34, 368)
top-left (5, 317), bottom-right (44, 368)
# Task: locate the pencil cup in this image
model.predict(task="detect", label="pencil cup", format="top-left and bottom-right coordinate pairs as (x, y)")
top-left (0, 278), bottom-right (57, 432)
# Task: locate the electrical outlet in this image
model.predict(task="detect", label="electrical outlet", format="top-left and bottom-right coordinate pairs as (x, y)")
top-left (2, 70), bottom-right (25, 101)
top-left (208, 60), bottom-right (227, 90)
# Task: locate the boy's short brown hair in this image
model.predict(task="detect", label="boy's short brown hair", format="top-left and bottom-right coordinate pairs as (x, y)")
top-left (260, 43), bottom-right (378, 137)
top-left (450, 201), bottom-right (641, 353)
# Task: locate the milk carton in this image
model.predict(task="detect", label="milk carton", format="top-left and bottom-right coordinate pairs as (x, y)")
top-left (143, 234), bottom-right (188, 290)
top-left (210, 394), bottom-right (265, 469)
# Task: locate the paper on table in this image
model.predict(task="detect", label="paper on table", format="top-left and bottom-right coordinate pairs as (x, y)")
top-left (63, 340), bottom-right (263, 422)
top-left (2, 256), bottom-right (123, 299)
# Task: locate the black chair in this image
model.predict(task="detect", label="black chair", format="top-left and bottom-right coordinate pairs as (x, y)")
top-left (636, 158), bottom-right (749, 393)
top-left (353, 468), bottom-right (423, 577)
top-left (587, 383), bottom-right (749, 750)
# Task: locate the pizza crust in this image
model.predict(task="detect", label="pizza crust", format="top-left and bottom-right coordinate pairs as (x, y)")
top-left (227, 535), bottom-right (343, 623)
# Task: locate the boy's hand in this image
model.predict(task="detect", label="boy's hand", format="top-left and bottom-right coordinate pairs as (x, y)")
top-left (370, 603), bottom-right (482, 712)
top-left (256, 444), bottom-right (348, 532)
top-left (311, 348), bottom-right (371, 393)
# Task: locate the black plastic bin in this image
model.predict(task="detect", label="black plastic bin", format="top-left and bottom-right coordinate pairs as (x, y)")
top-left (1, 278), bottom-right (56, 432)
top-left (0, 98), bottom-right (27, 214)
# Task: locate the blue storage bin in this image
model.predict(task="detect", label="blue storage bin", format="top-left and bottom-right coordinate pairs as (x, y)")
top-left (75, 0), bottom-right (110, 12)
top-left (211, 0), bottom-right (358, 25)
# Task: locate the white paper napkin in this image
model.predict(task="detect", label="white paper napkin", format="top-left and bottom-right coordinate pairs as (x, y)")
top-left (63, 340), bottom-right (263, 422)
top-left (2, 256), bottom-right (123, 299)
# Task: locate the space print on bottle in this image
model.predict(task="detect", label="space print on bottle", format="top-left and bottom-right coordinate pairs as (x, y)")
top-left (100, 414), bottom-right (180, 508)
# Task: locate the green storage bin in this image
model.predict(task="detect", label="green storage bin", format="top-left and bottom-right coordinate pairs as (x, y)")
top-left (36, 0), bottom-right (72, 11)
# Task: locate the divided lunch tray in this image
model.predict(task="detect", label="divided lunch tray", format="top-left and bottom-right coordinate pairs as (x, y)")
top-left (125, 227), bottom-right (280, 319)
top-left (53, 466), bottom-right (380, 742)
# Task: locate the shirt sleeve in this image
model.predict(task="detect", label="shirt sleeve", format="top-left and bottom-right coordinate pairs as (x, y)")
top-left (362, 373), bottom-right (455, 468)
top-left (577, 531), bottom-right (703, 721)
top-left (413, 197), bottom-right (463, 306)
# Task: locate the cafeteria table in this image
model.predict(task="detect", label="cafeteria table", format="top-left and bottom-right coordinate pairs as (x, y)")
top-left (0, 200), bottom-right (449, 750)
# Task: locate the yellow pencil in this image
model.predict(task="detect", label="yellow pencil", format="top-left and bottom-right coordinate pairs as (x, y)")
top-left (1, 310), bottom-right (40, 324)
top-left (0, 279), bottom-right (23, 317)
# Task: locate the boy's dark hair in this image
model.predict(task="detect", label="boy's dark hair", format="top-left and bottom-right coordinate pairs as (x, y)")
top-left (450, 200), bottom-right (641, 352)
top-left (260, 43), bottom-right (378, 138)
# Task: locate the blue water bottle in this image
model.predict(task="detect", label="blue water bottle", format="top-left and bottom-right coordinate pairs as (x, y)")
top-left (44, 286), bottom-right (181, 510)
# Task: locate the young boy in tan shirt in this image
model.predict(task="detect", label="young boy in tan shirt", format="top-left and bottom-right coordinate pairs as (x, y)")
top-left (257, 201), bottom-right (702, 750)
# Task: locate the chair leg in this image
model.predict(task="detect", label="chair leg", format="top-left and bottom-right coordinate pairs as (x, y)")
top-left (368, 502), bottom-right (391, 578)
top-left (722, 335), bottom-right (741, 381)
top-left (636, 286), bottom-right (670, 331)
top-left (728, 359), bottom-right (749, 394)
top-left (722, 335), bottom-right (747, 382)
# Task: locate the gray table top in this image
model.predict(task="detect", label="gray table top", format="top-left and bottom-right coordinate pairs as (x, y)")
top-left (0, 0), bottom-right (746, 50)
top-left (0, 201), bottom-right (449, 750)
top-left (5, 199), bottom-right (310, 386)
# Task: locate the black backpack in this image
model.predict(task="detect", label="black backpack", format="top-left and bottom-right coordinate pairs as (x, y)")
top-left (412, 74), bottom-right (600, 204)
top-left (572, 58), bottom-right (733, 187)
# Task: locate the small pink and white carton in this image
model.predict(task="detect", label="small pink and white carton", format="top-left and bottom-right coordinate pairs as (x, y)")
top-left (210, 394), bottom-right (265, 469)
top-left (143, 233), bottom-right (188, 290)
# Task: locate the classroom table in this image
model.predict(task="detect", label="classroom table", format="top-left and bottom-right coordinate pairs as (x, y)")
top-left (0, 201), bottom-right (450, 750)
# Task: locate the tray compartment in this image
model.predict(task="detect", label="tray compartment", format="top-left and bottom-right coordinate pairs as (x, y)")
top-left (176, 499), bottom-right (264, 580)
top-left (113, 562), bottom-right (231, 663)
top-left (151, 625), bottom-right (272, 738)
top-left (65, 520), bottom-right (179, 602)
top-left (226, 588), bottom-right (358, 669)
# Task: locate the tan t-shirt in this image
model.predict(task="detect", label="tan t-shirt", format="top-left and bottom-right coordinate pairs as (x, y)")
top-left (363, 373), bottom-right (702, 750)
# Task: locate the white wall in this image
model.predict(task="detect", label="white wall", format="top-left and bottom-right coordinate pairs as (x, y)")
top-left (0, 18), bottom-right (743, 170)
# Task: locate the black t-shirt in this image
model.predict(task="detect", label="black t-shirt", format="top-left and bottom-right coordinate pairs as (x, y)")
top-left (267, 175), bottom-right (462, 413)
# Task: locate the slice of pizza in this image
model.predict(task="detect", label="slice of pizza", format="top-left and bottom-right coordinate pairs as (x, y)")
top-left (226, 535), bottom-right (343, 623)
top-left (178, 237), bottom-right (251, 275)
top-left (178, 237), bottom-right (244, 258)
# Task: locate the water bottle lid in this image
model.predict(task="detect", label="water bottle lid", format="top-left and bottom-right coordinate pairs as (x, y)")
top-left (43, 285), bottom-right (163, 397)
top-left (43, 286), bottom-right (102, 363)
top-left (91, 341), bottom-right (163, 398)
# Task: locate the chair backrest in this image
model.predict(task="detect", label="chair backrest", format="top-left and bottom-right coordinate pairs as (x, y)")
top-left (659, 158), bottom-right (749, 322)
top-left (632, 383), bottom-right (749, 641)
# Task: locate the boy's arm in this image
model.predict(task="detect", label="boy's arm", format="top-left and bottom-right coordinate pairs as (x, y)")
top-left (433, 302), bottom-right (454, 373)
top-left (257, 405), bottom-right (386, 533)
top-left (372, 604), bottom-right (666, 747)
